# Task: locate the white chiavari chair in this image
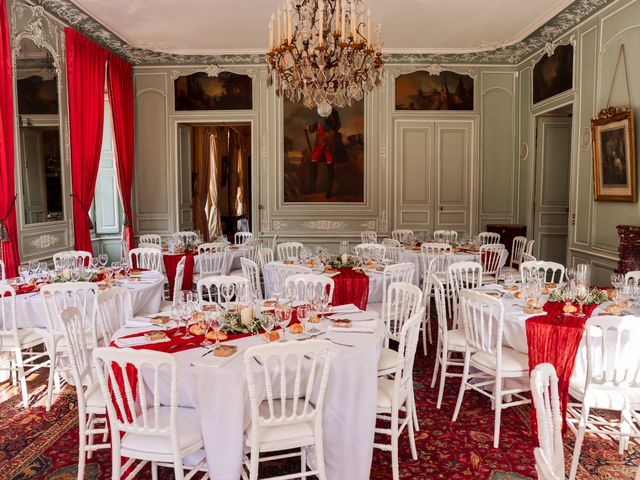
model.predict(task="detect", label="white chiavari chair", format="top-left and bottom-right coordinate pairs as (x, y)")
top-left (520, 261), bottom-right (565, 284)
top-left (138, 242), bottom-right (162, 250)
top-left (420, 243), bottom-right (452, 277)
top-left (198, 275), bottom-right (251, 306)
top-left (531, 363), bottom-right (565, 480)
top-left (258, 247), bottom-right (274, 269)
top-left (285, 274), bottom-right (335, 303)
top-left (0, 259), bottom-right (5, 280)
top-left (567, 316), bottom-right (640, 480)
top-left (420, 253), bottom-right (452, 354)
top-left (234, 231), bottom-right (253, 245)
top-left (522, 252), bottom-right (536, 263)
top-left (93, 347), bottom-right (208, 480)
top-left (139, 234), bottom-right (162, 248)
top-left (40, 282), bottom-right (99, 411)
top-left (94, 287), bottom-right (133, 346)
top-left (452, 290), bottom-right (530, 448)
top-left (60, 307), bottom-right (109, 479)
top-left (361, 230), bottom-right (377, 243)
top-left (391, 229), bottom-right (414, 243)
top-left (242, 239), bottom-right (262, 263)
top-left (129, 247), bottom-right (162, 273)
top-left (237, 218), bottom-right (250, 232)
top-left (429, 275), bottom-right (466, 409)
top-left (271, 234), bottom-right (278, 253)
top-left (510, 236), bottom-right (527, 268)
top-left (198, 242), bottom-right (227, 254)
top-left (277, 242), bottom-right (304, 260)
top-left (374, 305), bottom-right (424, 480)
top-left (267, 264), bottom-right (312, 299)
top-left (172, 231), bottom-right (198, 245)
top-left (53, 250), bottom-right (92, 269)
top-left (381, 238), bottom-right (401, 262)
top-left (243, 340), bottom-right (334, 480)
top-left (354, 243), bottom-right (386, 262)
top-left (0, 285), bottom-right (49, 408)
top-left (480, 243), bottom-right (506, 284)
top-left (241, 258), bottom-right (263, 300)
top-left (447, 261), bottom-right (483, 329)
top-left (370, 263), bottom-right (415, 317)
top-left (625, 270), bottom-right (640, 285)
top-left (194, 251), bottom-right (228, 284)
top-left (526, 239), bottom-right (535, 255)
top-left (160, 256), bottom-right (186, 312)
top-left (433, 230), bottom-right (458, 243)
top-left (478, 231), bottom-right (501, 245)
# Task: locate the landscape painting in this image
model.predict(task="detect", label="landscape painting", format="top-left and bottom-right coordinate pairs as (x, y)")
top-left (533, 44), bottom-right (573, 104)
top-left (395, 70), bottom-right (474, 110)
top-left (174, 72), bottom-right (252, 110)
top-left (283, 100), bottom-right (365, 203)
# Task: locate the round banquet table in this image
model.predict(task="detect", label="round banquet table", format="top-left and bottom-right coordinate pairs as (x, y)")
top-left (9, 272), bottom-right (165, 331)
top-left (113, 310), bottom-right (385, 480)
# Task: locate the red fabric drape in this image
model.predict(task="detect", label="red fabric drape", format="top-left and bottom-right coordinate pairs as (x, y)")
top-left (65, 28), bottom-right (108, 254)
top-left (107, 53), bottom-right (135, 250)
top-left (0, 0), bottom-right (19, 277)
top-left (526, 301), bottom-right (598, 439)
top-left (163, 253), bottom-right (195, 299)
top-left (331, 268), bottom-right (370, 310)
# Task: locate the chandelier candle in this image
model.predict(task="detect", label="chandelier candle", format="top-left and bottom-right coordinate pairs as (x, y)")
top-left (266, 0), bottom-right (384, 116)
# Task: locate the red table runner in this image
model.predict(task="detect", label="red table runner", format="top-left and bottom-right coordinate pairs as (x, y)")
top-left (163, 253), bottom-right (195, 300)
top-left (526, 301), bottom-right (598, 437)
top-left (330, 268), bottom-right (370, 311)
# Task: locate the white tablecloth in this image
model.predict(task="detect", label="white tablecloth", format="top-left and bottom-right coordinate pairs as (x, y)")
top-left (400, 249), bottom-right (507, 284)
top-left (114, 311), bottom-right (384, 480)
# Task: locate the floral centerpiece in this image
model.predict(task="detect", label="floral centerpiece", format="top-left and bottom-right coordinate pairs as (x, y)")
top-left (221, 309), bottom-right (262, 334)
top-left (327, 254), bottom-right (363, 269)
top-left (548, 287), bottom-right (608, 305)
top-left (50, 269), bottom-right (99, 283)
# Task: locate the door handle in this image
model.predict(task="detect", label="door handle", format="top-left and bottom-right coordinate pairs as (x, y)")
top-left (439, 206), bottom-right (443, 211)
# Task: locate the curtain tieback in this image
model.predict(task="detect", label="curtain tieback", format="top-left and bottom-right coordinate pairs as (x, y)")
top-left (0, 195), bottom-right (16, 243)
top-left (72, 194), bottom-right (95, 230)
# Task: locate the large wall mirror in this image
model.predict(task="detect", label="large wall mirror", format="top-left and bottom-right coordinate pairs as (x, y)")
top-left (15, 37), bottom-right (64, 225)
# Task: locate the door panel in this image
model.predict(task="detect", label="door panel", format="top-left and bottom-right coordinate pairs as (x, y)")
top-left (534, 116), bottom-right (571, 263)
top-left (178, 125), bottom-right (194, 231)
top-left (21, 128), bottom-right (46, 223)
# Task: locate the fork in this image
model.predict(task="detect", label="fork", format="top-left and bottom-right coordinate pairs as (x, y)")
top-left (320, 336), bottom-right (354, 348)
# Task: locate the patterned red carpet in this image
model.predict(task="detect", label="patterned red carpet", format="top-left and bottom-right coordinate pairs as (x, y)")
top-left (1, 340), bottom-right (638, 479)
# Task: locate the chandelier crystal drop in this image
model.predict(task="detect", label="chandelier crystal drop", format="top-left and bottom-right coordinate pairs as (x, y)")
top-left (266, 0), bottom-right (384, 117)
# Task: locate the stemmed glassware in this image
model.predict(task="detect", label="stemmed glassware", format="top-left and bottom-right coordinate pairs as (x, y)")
top-left (272, 282), bottom-right (284, 305)
top-left (611, 272), bottom-right (624, 290)
top-left (18, 265), bottom-right (29, 283)
top-left (181, 302), bottom-right (194, 339)
top-left (171, 305), bottom-right (183, 337)
top-left (98, 254), bottom-right (108, 268)
top-left (562, 283), bottom-right (575, 315)
top-left (221, 283), bottom-right (235, 311)
top-left (260, 312), bottom-right (277, 340)
top-left (297, 305), bottom-right (310, 336)
top-left (308, 299), bottom-right (320, 335)
top-left (573, 282), bottom-right (589, 317)
top-left (275, 303), bottom-right (292, 341)
top-left (208, 306), bottom-right (224, 349)
top-left (90, 257), bottom-right (99, 271)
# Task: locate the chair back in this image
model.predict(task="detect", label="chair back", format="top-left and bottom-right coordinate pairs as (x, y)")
top-left (624, 270), bottom-right (640, 285)
top-left (381, 238), bottom-right (401, 262)
top-left (361, 231), bottom-right (377, 243)
top-left (0, 285), bottom-right (18, 349)
top-left (244, 340), bottom-right (334, 432)
top-left (534, 448), bottom-right (563, 480)
top-left (522, 252), bottom-right (536, 263)
top-left (421, 243), bottom-right (452, 272)
top-left (480, 244), bottom-right (505, 276)
top-left (391, 229), bottom-right (414, 243)
top-left (277, 242), bottom-right (304, 260)
top-left (93, 347), bottom-right (179, 437)
top-left (383, 282), bottom-right (422, 343)
top-left (172, 256), bottom-right (187, 307)
top-left (53, 250), bottom-right (92, 269)
top-left (459, 289), bottom-right (505, 357)
top-left (40, 282), bottom-right (98, 336)
top-left (137, 242), bottom-right (161, 250)
top-left (354, 243), bottom-right (386, 262)
top-left (198, 242), bottom-right (227, 254)
top-left (129, 247), bottom-right (162, 272)
top-left (237, 218), bottom-right (250, 232)
top-left (285, 274), bottom-right (335, 303)
top-left (520, 261), bottom-right (564, 283)
top-left (426, 253), bottom-right (451, 277)
top-left (60, 306), bottom-right (95, 396)
top-left (258, 247), bottom-right (274, 268)
top-left (173, 231), bottom-right (198, 244)
top-left (390, 307), bottom-right (425, 405)
top-left (381, 263), bottom-right (415, 306)
top-left (95, 287), bottom-right (133, 346)
top-left (241, 257), bottom-right (263, 300)
top-left (433, 230), bottom-right (458, 243)
top-left (583, 316), bottom-right (640, 396)
top-left (139, 234), bottom-right (162, 248)
top-left (531, 363), bottom-right (565, 480)
top-left (511, 236), bottom-right (527, 267)
top-left (478, 232), bottom-right (501, 245)
top-left (234, 231), bottom-right (253, 245)
top-left (243, 239), bottom-right (262, 263)
top-left (448, 262), bottom-right (483, 328)
top-left (429, 275), bottom-right (449, 342)
top-left (267, 264), bottom-right (312, 298)
top-left (198, 251), bottom-right (228, 277)
top-left (0, 259), bottom-right (5, 280)
top-left (198, 275), bottom-right (251, 305)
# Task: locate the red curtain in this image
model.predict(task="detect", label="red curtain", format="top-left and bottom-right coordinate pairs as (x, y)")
top-left (0, 0), bottom-right (19, 277)
top-left (107, 53), bottom-right (135, 250)
top-left (65, 28), bottom-right (108, 254)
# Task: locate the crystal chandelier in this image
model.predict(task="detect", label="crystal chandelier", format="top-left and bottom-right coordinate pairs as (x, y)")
top-left (266, 0), bottom-right (384, 117)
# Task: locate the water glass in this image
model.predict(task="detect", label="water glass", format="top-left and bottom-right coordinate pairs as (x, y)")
top-left (574, 283), bottom-right (589, 317)
top-left (18, 265), bottom-right (29, 283)
top-left (182, 304), bottom-right (194, 339)
top-left (98, 254), bottom-right (108, 268)
top-left (611, 272), bottom-right (624, 290)
top-left (275, 304), bottom-right (292, 341)
top-left (171, 305), bottom-right (183, 337)
top-left (296, 305), bottom-right (310, 336)
top-left (260, 312), bottom-right (276, 339)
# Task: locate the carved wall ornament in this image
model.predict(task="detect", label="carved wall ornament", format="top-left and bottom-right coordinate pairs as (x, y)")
top-left (302, 220), bottom-right (347, 231)
top-left (580, 127), bottom-right (591, 151)
top-left (360, 220), bottom-right (377, 231)
top-left (532, 33), bottom-right (577, 65)
top-left (425, 64), bottom-right (444, 76)
top-left (519, 143), bottom-right (529, 161)
top-left (30, 234), bottom-right (59, 250)
top-left (272, 220), bottom-right (289, 231)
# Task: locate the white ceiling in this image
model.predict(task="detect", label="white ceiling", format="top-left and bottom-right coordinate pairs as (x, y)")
top-left (71, 0), bottom-right (575, 55)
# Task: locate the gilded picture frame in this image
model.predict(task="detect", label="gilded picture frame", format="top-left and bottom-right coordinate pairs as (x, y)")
top-left (591, 107), bottom-right (636, 202)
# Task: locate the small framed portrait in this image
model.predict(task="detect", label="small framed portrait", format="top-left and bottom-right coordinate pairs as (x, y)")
top-left (591, 107), bottom-right (636, 202)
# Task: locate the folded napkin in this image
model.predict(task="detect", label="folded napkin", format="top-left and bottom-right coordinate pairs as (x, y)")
top-left (192, 346), bottom-right (241, 367)
top-left (323, 272), bottom-right (340, 278)
top-left (326, 312), bottom-right (374, 322)
top-left (330, 304), bottom-right (362, 314)
top-left (327, 319), bottom-right (377, 333)
top-left (115, 335), bottom-right (171, 348)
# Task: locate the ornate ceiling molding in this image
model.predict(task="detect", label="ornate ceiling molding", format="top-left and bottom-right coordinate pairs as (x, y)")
top-left (33, 0), bottom-right (612, 66)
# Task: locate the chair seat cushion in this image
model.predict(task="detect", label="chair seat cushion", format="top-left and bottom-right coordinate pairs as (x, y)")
top-left (377, 348), bottom-right (402, 373)
top-left (446, 328), bottom-right (466, 350)
top-left (471, 347), bottom-right (529, 373)
top-left (368, 303), bottom-right (382, 316)
top-left (244, 400), bottom-right (315, 451)
top-left (570, 381), bottom-right (640, 410)
top-left (1, 329), bottom-right (44, 349)
top-left (377, 377), bottom-right (407, 409)
top-left (85, 383), bottom-right (106, 411)
top-left (229, 269), bottom-right (244, 277)
top-left (122, 406), bottom-right (203, 456)
top-left (159, 300), bottom-right (174, 312)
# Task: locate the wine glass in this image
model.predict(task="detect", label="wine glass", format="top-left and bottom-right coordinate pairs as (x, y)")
top-left (297, 305), bottom-right (310, 336)
top-left (611, 272), bottom-right (624, 290)
top-left (562, 283), bottom-right (575, 316)
top-left (18, 265), bottom-right (29, 283)
top-left (28, 260), bottom-right (38, 277)
top-left (171, 305), bottom-right (183, 336)
top-left (98, 254), bottom-right (108, 268)
top-left (574, 282), bottom-right (589, 317)
top-left (275, 304), bottom-right (292, 341)
top-left (307, 300), bottom-right (320, 335)
top-left (272, 282), bottom-right (284, 305)
top-left (209, 307), bottom-right (224, 349)
top-left (90, 257), bottom-right (99, 271)
top-left (182, 303), bottom-right (194, 339)
top-left (260, 312), bottom-right (277, 340)
top-left (576, 264), bottom-right (591, 286)
top-left (71, 268), bottom-right (81, 282)
top-left (221, 283), bottom-right (235, 311)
